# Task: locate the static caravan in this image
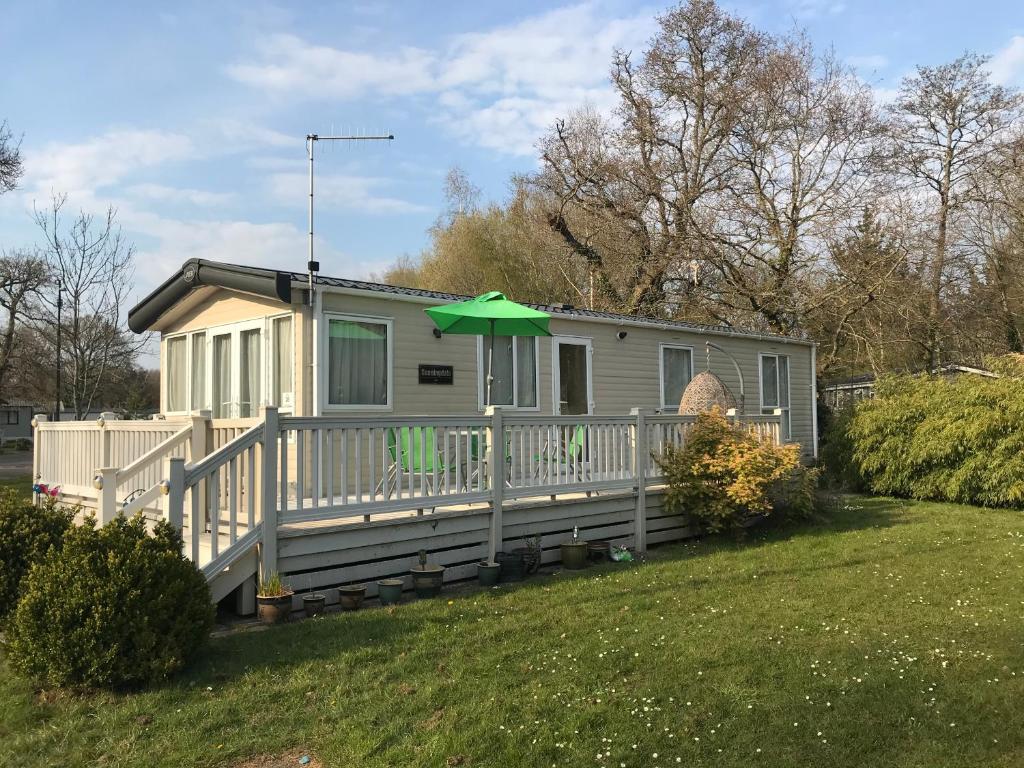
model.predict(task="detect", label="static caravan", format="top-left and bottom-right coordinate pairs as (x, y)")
top-left (128, 259), bottom-right (819, 458)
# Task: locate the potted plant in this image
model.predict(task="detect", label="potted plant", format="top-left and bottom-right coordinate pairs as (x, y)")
top-left (376, 578), bottom-right (404, 606)
top-left (338, 583), bottom-right (367, 611)
top-left (511, 533), bottom-right (542, 575)
top-left (302, 593), bottom-right (326, 617)
top-left (587, 539), bottom-right (611, 562)
top-left (496, 551), bottom-right (525, 582)
top-left (560, 526), bottom-right (589, 570)
top-left (410, 550), bottom-right (445, 598)
top-left (256, 572), bottom-right (294, 624)
top-left (477, 561), bottom-right (501, 586)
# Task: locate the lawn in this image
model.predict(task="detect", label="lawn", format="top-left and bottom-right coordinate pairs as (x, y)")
top-left (2, 496), bottom-right (1023, 767)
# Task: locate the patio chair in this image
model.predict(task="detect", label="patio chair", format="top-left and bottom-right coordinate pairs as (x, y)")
top-left (379, 426), bottom-right (451, 500)
top-left (466, 431), bottom-right (513, 489)
top-left (534, 424), bottom-right (591, 486)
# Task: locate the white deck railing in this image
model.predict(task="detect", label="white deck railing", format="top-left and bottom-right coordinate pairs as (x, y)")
top-left (36, 407), bottom-right (783, 581)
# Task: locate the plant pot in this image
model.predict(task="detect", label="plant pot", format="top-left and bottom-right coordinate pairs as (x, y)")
top-left (587, 540), bottom-right (611, 563)
top-left (511, 546), bottom-right (540, 574)
top-left (477, 561), bottom-right (501, 586)
top-left (338, 584), bottom-right (366, 611)
top-left (561, 541), bottom-right (590, 570)
top-left (496, 551), bottom-right (525, 582)
top-left (410, 565), bottom-right (446, 598)
top-left (377, 578), bottom-right (404, 606)
top-left (256, 592), bottom-right (294, 624)
top-left (302, 594), bottom-right (326, 618)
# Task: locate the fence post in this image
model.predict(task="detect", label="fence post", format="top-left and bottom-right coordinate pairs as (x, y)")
top-left (259, 406), bottom-right (279, 579)
top-left (631, 408), bottom-right (648, 554)
top-left (189, 410), bottom-right (211, 461)
top-left (32, 415), bottom-right (47, 502)
top-left (95, 467), bottom-right (119, 525)
top-left (163, 456), bottom-right (185, 531)
top-left (98, 415), bottom-right (112, 468)
top-left (485, 406), bottom-right (504, 562)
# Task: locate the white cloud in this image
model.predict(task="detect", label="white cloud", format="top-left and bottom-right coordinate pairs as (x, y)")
top-left (846, 54), bottom-right (889, 71)
top-left (23, 129), bottom-right (195, 197)
top-left (268, 172), bottom-right (429, 214)
top-left (785, 0), bottom-right (847, 19)
top-left (989, 35), bottom-right (1024, 86)
top-left (125, 183), bottom-right (235, 207)
top-left (226, 3), bottom-right (656, 156)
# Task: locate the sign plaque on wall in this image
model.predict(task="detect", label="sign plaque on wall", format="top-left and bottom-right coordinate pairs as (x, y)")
top-left (418, 364), bottom-right (454, 385)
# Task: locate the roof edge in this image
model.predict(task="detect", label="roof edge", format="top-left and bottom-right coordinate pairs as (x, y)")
top-left (127, 259), bottom-right (292, 333)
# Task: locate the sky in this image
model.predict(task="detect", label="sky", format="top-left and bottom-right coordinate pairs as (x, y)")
top-left (2, 0), bottom-right (1024, 320)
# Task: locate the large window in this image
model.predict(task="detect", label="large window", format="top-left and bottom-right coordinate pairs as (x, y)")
top-left (327, 315), bottom-right (391, 407)
top-left (480, 335), bottom-right (538, 408)
top-left (760, 353), bottom-right (791, 441)
top-left (166, 336), bottom-right (187, 412)
top-left (660, 345), bottom-right (694, 410)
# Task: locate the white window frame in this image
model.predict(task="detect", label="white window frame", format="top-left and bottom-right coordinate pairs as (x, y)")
top-left (758, 352), bottom-right (792, 442)
top-left (163, 330), bottom-right (211, 416)
top-left (551, 335), bottom-right (594, 415)
top-left (321, 312), bottom-right (394, 412)
top-left (163, 315), bottom-right (291, 418)
top-left (269, 313), bottom-right (295, 414)
top-left (475, 335), bottom-right (542, 412)
top-left (658, 343), bottom-right (695, 411)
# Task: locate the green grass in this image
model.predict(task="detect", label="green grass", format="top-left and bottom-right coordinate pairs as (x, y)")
top-left (0, 474), bottom-right (33, 497)
top-left (2, 496), bottom-right (1023, 767)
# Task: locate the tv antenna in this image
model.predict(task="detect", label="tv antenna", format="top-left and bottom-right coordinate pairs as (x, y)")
top-left (305, 131), bottom-right (394, 305)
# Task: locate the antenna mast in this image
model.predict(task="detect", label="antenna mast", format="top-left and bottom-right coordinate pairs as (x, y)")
top-left (306, 131), bottom-right (394, 305)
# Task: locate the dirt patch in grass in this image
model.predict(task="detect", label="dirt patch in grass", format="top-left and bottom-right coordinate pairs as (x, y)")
top-left (229, 748), bottom-right (321, 768)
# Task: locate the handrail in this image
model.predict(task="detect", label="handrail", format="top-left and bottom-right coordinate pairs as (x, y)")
top-left (280, 415), bottom-right (488, 430)
top-left (120, 482), bottom-right (165, 518)
top-left (184, 422), bottom-right (263, 486)
top-left (114, 424), bottom-right (191, 486)
top-left (201, 523), bottom-right (263, 581)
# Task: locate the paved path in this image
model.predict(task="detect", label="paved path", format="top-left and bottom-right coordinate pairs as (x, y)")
top-left (0, 451), bottom-right (32, 478)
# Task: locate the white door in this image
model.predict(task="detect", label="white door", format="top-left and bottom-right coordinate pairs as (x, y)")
top-left (551, 336), bottom-right (594, 415)
top-left (211, 332), bottom-right (233, 418)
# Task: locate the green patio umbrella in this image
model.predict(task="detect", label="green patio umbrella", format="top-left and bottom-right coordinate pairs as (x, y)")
top-left (425, 291), bottom-right (551, 405)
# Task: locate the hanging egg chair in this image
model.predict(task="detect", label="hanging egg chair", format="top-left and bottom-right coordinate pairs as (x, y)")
top-left (678, 370), bottom-right (737, 415)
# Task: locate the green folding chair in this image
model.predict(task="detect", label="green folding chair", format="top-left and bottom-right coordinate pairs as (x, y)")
top-left (534, 424), bottom-right (590, 484)
top-left (381, 426), bottom-right (449, 497)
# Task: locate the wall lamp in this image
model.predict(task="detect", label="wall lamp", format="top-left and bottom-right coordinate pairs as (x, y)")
top-left (616, 330), bottom-right (628, 340)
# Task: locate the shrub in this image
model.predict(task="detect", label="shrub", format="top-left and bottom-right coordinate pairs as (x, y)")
top-left (658, 408), bottom-right (818, 533)
top-left (0, 490), bottom-right (74, 624)
top-left (6, 515), bottom-right (214, 689)
top-left (819, 406), bottom-right (868, 492)
top-left (848, 369), bottom-right (1024, 507)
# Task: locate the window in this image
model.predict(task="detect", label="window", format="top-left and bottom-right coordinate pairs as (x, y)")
top-left (166, 336), bottom-right (187, 412)
top-left (3, 410), bottom-right (18, 425)
top-left (760, 353), bottom-right (791, 441)
top-left (239, 328), bottom-right (262, 417)
top-left (272, 316), bottom-right (293, 410)
top-left (480, 335), bottom-right (538, 408)
top-left (660, 345), bottom-right (694, 410)
top-left (190, 332), bottom-right (206, 411)
top-left (327, 316), bottom-right (390, 407)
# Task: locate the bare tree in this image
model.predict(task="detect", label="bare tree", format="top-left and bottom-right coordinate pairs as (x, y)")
top-left (888, 53), bottom-right (1023, 367)
top-left (0, 120), bottom-right (22, 195)
top-left (33, 194), bottom-right (146, 419)
top-left (0, 250), bottom-right (48, 402)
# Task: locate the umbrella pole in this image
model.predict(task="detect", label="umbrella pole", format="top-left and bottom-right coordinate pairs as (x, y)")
top-left (486, 319), bottom-right (494, 406)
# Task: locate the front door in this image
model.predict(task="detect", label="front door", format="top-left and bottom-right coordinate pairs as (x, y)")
top-left (552, 337), bottom-right (593, 415)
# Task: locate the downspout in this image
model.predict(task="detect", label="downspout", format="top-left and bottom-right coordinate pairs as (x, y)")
top-left (810, 343), bottom-right (819, 460)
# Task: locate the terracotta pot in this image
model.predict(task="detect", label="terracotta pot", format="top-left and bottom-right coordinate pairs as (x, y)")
top-left (338, 584), bottom-right (367, 611)
top-left (560, 542), bottom-right (589, 570)
top-left (256, 592), bottom-right (294, 624)
top-left (377, 578), bottom-right (404, 606)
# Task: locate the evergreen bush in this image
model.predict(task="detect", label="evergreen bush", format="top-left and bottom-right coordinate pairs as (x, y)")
top-left (0, 490), bottom-right (74, 624)
top-left (6, 515), bottom-right (214, 689)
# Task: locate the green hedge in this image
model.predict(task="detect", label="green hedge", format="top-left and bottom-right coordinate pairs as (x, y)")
top-left (6, 515), bottom-right (214, 689)
top-left (0, 491), bottom-right (74, 624)
top-left (843, 371), bottom-right (1024, 507)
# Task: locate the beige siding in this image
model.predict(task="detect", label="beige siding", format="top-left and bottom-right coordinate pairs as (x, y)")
top-left (159, 287), bottom-right (817, 457)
